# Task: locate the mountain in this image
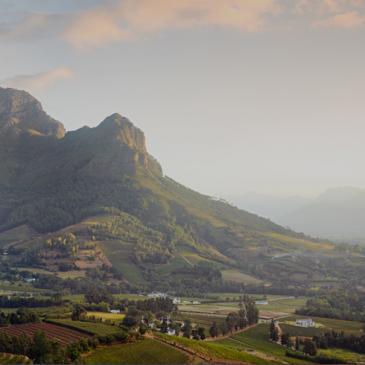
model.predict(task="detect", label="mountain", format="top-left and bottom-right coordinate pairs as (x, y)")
top-left (0, 87), bottom-right (364, 293)
top-left (281, 187), bottom-right (365, 244)
top-left (224, 192), bottom-right (310, 222)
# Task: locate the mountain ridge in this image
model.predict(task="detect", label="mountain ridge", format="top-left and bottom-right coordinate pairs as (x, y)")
top-left (0, 88), bottom-right (363, 292)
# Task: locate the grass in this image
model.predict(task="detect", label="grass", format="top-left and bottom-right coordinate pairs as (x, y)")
top-left (84, 339), bottom-right (188, 364)
top-left (172, 312), bottom-right (225, 332)
top-left (100, 240), bottom-right (146, 285)
top-left (266, 232), bottom-right (334, 251)
top-left (221, 269), bottom-right (263, 285)
top-left (86, 311), bottom-right (125, 322)
top-left (318, 348), bottom-right (365, 363)
top-left (156, 333), bottom-right (272, 364)
top-left (113, 293), bottom-right (148, 301)
top-left (256, 297), bottom-right (308, 314)
top-left (57, 270), bottom-right (86, 279)
top-left (0, 353), bottom-right (32, 364)
top-left (178, 302), bottom-right (240, 315)
top-left (220, 324), bottom-right (312, 364)
top-left (48, 319), bottom-right (121, 336)
top-left (280, 323), bottom-right (324, 337)
top-left (285, 315), bottom-right (364, 334)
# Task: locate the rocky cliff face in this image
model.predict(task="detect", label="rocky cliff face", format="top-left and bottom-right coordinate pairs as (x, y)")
top-left (0, 88), bottom-right (162, 187)
top-left (0, 87), bottom-right (65, 139)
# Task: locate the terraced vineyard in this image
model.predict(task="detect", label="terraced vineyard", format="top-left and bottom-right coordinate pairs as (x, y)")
top-left (84, 339), bottom-right (188, 364)
top-left (48, 319), bottom-right (122, 336)
top-left (0, 323), bottom-right (90, 345)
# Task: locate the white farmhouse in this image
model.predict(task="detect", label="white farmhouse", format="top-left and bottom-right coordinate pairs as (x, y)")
top-left (296, 318), bottom-right (315, 327)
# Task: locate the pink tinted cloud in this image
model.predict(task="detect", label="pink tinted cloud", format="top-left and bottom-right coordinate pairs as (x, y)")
top-left (63, 0), bottom-right (278, 49)
top-left (315, 10), bottom-right (365, 28)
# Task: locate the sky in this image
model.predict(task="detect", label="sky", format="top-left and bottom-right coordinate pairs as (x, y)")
top-left (1, 0), bottom-right (365, 198)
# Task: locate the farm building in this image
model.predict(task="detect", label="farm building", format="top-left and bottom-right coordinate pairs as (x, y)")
top-left (258, 314), bottom-right (275, 324)
top-left (255, 300), bottom-right (268, 305)
top-left (147, 292), bottom-right (168, 299)
top-left (296, 318), bottom-right (315, 327)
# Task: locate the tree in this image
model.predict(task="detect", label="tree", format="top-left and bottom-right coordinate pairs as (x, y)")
top-left (226, 312), bottom-right (239, 333)
top-left (209, 322), bottom-right (218, 338)
top-left (197, 327), bottom-right (206, 340)
top-left (183, 320), bottom-right (192, 338)
top-left (303, 339), bottom-right (317, 356)
top-left (29, 331), bottom-right (52, 364)
top-left (71, 304), bottom-right (86, 321)
top-left (269, 320), bottom-right (279, 342)
top-left (295, 336), bottom-right (300, 351)
top-left (122, 316), bottom-right (138, 328)
top-left (160, 319), bottom-right (168, 333)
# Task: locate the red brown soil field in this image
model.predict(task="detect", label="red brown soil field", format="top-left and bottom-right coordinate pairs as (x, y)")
top-left (0, 323), bottom-right (91, 346)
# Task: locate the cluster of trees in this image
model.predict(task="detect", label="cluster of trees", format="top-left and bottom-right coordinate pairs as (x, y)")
top-left (44, 233), bottom-right (78, 257)
top-left (127, 297), bottom-right (176, 314)
top-left (296, 290), bottom-right (365, 321)
top-left (0, 295), bottom-right (63, 308)
top-left (209, 296), bottom-right (259, 337)
top-left (314, 331), bottom-right (365, 354)
top-left (0, 309), bottom-right (39, 326)
top-left (178, 319), bottom-right (206, 340)
top-left (121, 298), bottom-right (177, 330)
top-left (0, 331), bottom-right (91, 364)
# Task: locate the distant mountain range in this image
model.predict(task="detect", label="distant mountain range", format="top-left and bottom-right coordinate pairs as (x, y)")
top-left (229, 187), bottom-right (365, 245)
top-left (0, 87), bottom-right (364, 292)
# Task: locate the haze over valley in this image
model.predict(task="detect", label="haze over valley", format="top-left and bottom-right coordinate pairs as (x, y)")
top-left (1, 1), bottom-right (365, 364)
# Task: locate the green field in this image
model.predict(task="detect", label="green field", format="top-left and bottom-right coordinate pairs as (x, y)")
top-left (318, 348), bottom-right (365, 363)
top-left (0, 353), bottom-right (32, 364)
top-left (284, 315), bottom-right (364, 335)
top-left (100, 241), bottom-right (146, 285)
top-left (178, 302), bottom-right (240, 315)
top-left (86, 311), bottom-right (125, 322)
top-left (84, 339), bottom-right (188, 364)
top-left (48, 319), bottom-right (122, 335)
top-left (156, 333), bottom-right (272, 364)
top-left (256, 297), bottom-right (308, 314)
top-left (280, 323), bottom-right (324, 337)
top-left (172, 312), bottom-right (225, 332)
top-left (221, 269), bottom-right (263, 285)
top-left (218, 324), bottom-right (311, 364)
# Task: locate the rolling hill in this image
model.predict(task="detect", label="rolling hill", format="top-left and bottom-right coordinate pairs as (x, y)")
top-left (0, 87), bottom-right (363, 292)
top-left (280, 187), bottom-right (365, 244)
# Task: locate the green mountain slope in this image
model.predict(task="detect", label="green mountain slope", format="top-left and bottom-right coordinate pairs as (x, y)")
top-left (0, 87), bottom-right (363, 292)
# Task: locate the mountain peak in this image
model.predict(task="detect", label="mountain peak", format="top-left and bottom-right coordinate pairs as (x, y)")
top-left (97, 113), bottom-right (147, 153)
top-left (0, 87), bottom-right (65, 139)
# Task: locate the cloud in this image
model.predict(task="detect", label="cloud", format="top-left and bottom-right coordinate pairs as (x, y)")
top-left (315, 10), bottom-right (365, 28)
top-left (1, 67), bottom-right (74, 92)
top-left (0, 12), bottom-right (68, 41)
top-left (63, 0), bottom-right (279, 49)
top-left (63, 8), bottom-right (131, 49)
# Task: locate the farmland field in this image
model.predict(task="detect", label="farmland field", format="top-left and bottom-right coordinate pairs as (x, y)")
top-left (48, 319), bottom-right (122, 336)
top-left (283, 315), bottom-right (364, 335)
top-left (221, 269), bottom-right (263, 285)
top-left (178, 302), bottom-right (240, 315)
top-left (0, 322), bottom-right (90, 345)
top-left (318, 348), bottom-right (365, 363)
top-left (218, 324), bottom-right (311, 364)
top-left (99, 241), bottom-right (146, 285)
top-left (172, 312), bottom-right (225, 332)
top-left (84, 339), bottom-right (188, 364)
top-left (86, 311), bottom-right (125, 322)
top-left (255, 297), bottom-right (307, 314)
top-left (156, 332), bottom-right (273, 364)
